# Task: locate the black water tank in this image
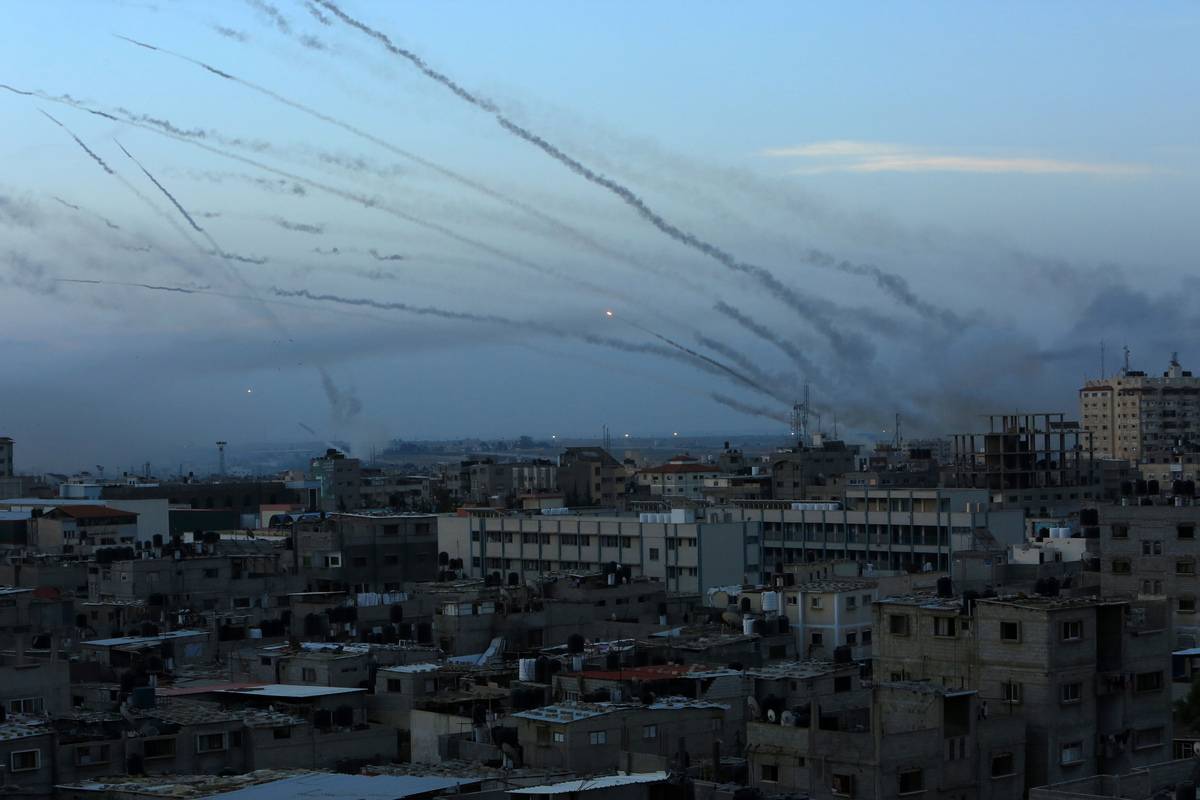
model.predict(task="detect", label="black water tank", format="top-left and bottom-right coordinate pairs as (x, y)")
top-left (777, 617), bottom-right (789, 634)
top-left (605, 652), bottom-right (620, 670)
top-left (567, 633), bottom-right (585, 654)
top-left (416, 622), bottom-right (432, 643)
top-left (1148, 479), bottom-right (1160, 495)
top-left (936, 577), bottom-right (953, 598)
top-left (438, 551), bottom-right (449, 566)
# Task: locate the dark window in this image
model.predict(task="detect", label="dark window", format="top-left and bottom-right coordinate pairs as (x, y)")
top-left (1135, 671), bottom-right (1163, 692)
top-left (991, 753), bottom-right (1015, 777)
top-left (834, 675), bottom-right (852, 693)
top-left (898, 769), bottom-right (924, 794)
top-left (761, 764), bottom-right (779, 782)
top-left (1000, 621), bottom-right (1021, 641)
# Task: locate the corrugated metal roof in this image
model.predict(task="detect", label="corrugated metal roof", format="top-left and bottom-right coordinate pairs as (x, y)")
top-left (200, 773), bottom-right (479, 800)
top-left (218, 684), bottom-right (365, 699)
top-left (510, 772), bottom-right (669, 794)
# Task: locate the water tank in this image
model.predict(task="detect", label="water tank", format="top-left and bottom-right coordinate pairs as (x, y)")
top-left (936, 577), bottom-right (953, 598)
top-left (762, 591), bottom-right (780, 613)
top-left (518, 658), bottom-right (536, 682)
top-left (742, 616), bottom-right (755, 636)
top-left (567, 633), bottom-right (585, 654)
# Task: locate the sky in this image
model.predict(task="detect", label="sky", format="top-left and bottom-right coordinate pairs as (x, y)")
top-left (1, 1), bottom-right (1198, 472)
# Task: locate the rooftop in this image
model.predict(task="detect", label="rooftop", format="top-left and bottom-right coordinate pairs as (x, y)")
top-left (206, 773), bottom-right (480, 800)
top-left (0, 714), bottom-right (50, 742)
top-left (84, 629), bottom-right (209, 648)
top-left (216, 684), bottom-right (366, 700)
top-left (47, 504), bottom-right (140, 520)
top-left (511, 772), bottom-right (669, 795)
top-left (747, 660), bottom-right (852, 681)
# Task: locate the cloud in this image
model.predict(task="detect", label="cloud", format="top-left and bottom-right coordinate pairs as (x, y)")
top-left (762, 140), bottom-right (1150, 176)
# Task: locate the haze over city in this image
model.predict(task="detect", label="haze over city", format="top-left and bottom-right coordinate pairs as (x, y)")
top-left (2, 2), bottom-right (1198, 472)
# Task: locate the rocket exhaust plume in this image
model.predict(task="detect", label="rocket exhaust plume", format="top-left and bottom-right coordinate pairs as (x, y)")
top-left (312, 0), bottom-right (863, 357)
top-left (803, 249), bottom-right (962, 328)
top-left (369, 249), bottom-right (404, 261)
top-left (713, 300), bottom-right (823, 382)
top-left (57, 278), bottom-right (209, 294)
top-left (298, 421), bottom-right (319, 436)
top-left (113, 36), bottom-right (709, 297)
top-left (53, 196), bottom-right (122, 230)
top-left (709, 392), bottom-right (791, 425)
top-left (606, 309), bottom-right (776, 398)
top-left (39, 110), bottom-right (115, 175)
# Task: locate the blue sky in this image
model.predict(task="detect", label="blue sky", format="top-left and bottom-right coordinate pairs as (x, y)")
top-left (1, 1), bottom-right (1197, 470)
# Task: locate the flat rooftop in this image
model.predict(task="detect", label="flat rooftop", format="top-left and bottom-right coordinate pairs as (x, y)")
top-left (84, 629), bottom-right (209, 648)
top-left (216, 684), bottom-right (366, 700)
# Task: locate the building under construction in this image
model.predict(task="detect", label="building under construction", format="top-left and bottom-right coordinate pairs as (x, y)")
top-left (950, 413), bottom-right (1097, 511)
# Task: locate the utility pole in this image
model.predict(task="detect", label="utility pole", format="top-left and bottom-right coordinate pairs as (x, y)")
top-left (216, 441), bottom-right (227, 476)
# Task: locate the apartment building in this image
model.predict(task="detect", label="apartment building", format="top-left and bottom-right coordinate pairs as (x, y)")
top-left (29, 506), bottom-right (139, 555)
top-left (732, 488), bottom-right (1024, 574)
top-left (311, 449), bottom-right (362, 512)
top-left (746, 680), bottom-right (1025, 800)
top-left (512, 699), bottom-right (730, 772)
top-left (770, 441), bottom-right (859, 501)
top-left (1089, 504), bottom-right (1200, 646)
top-left (439, 510), bottom-right (761, 595)
top-left (1081, 356), bottom-right (1200, 462)
top-left (467, 460), bottom-right (558, 505)
top-left (294, 512), bottom-right (439, 593)
top-left (874, 593), bottom-right (1172, 789)
top-left (635, 455), bottom-right (720, 500)
top-left (556, 448), bottom-right (628, 508)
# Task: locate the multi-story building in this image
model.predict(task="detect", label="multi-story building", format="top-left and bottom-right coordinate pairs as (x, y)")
top-left (0, 436), bottom-right (12, 478)
top-left (29, 505), bottom-right (139, 555)
top-left (770, 440), bottom-right (859, 501)
top-left (951, 414), bottom-right (1098, 516)
top-left (439, 509), bottom-right (760, 595)
top-left (1081, 355), bottom-right (1200, 462)
top-left (874, 592), bottom-right (1172, 789)
top-left (746, 680), bottom-right (1026, 800)
top-left (1088, 504), bottom-right (1200, 646)
top-left (732, 488), bottom-right (1025, 574)
top-left (635, 455), bottom-right (720, 500)
top-left (556, 448), bottom-right (627, 508)
top-left (310, 449), bottom-right (362, 512)
top-left (468, 460), bottom-right (558, 505)
top-left (294, 512), bottom-right (438, 593)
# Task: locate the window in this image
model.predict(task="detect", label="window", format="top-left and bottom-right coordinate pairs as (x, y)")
top-left (553, 731), bottom-right (565, 743)
top-left (8, 697), bottom-right (44, 714)
top-left (862, 629), bottom-right (872, 645)
top-left (1142, 540), bottom-right (1163, 555)
top-left (1111, 524), bottom-right (1129, 539)
top-left (195, 733), bottom-right (227, 753)
top-left (1134, 728), bottom-right (1164, 750)
top-left (1179, 561), bottom-right (1196, 576)
top-left (1002, 681), bottom-right (1022, 705)
top-left (387, 679), bottom-right (402, 693)
top-left (1061, 620), bottom-right (1082, 641)
top-left (889, 614), bottom-right (910, 636)
top-left (203, 568), bottom-right (219, 579)
top-left (10, 750), bottom-right (40, 772)
top-left (1135, 671), bottom-right (1164, 693)
top-left (536, 726), bottom-right (550, 745)
top-left (846, 632), bottom-right (857, 646)
top-left (643, 724), bottom-right (658, 739)
top-left (811, 596), bottom-right (823, 609)
top-left (302, 667), bottom-right (317, 682)
top-left (324, 554), bottom-right (342, 568)
top-left (934, 617), bottom-right (957, 638)
top-left (761, 764), bottom-right (779, 782)
top-left (831, 774), bottom-right (854, 797)
top-left (74, 744), bottom-right (110, 766)
top-left (1179, 524), bottom-right (1196, 541)
top-left (1111, 560), bottom-right (1132, 574)
top-left (1000, 621), bottom-right (1021, 642)
top-left (834, 675), bottom-right (852, 693)
top-left (846, 596), bottom-right (857, 610)
top-left (1060, 741), bottom-right (1083, 765)
top-left (273, 726), bottom-right (292, 739)
top-left (992, 753), bottom-right (1015, 778)
top-left (648, 547), bottom-right (660, 561)
top-left (144, 737), bottom-right (176, 759)
top-left (1181, 597), bottom-right (1196, 614)
top-left (898, 769), bottom-right (924, 795)
top-left (1061, 682), bottom-right (1082, 704)
top-left (589, 730), bottom-right (607, 745)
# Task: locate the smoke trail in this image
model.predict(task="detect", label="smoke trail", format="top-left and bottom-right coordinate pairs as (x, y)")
top-left (112, 36), bottom-right (711, 296)
top-left (52, 193), bottom-right (124, 231)
top-left (803, 248), bottom-right (961, 328)
top-left (113, 139), bottom-right (268, 265)
top-left (298, 421), bottom-right (319, 436)
top-left (313, 246), bottom-right (343, 256)
top-left (709, 392), bottom-right (791, 425)
top-left (695, 335), bottom-right (784, 397)
top-left (245, 0), bottom-right (292, 34)
top-left (320, 370), bottom-right (362, 424)
top-left (614, 313), bottom-right (776, 398)
top-left (368, 249), bottom-right (403, 261)
top-left (212, 26), bottom-right (249, 42)
top-left (305, 2), bottom-right (333, 25)
top-left (113, 139), bottom-right (203, 233)
top-left (313, 0), bottom-right (864, 357)
top-left (713, 300), bottom-right (823, 381)
top-left (51, 196), bottom-right (80, 211)
top-left (56, 278), bottom-right (210, 294)
top-left (275, 218), bottom-right (325, 234)
top-left (39, 109), bottom-right (115, 175)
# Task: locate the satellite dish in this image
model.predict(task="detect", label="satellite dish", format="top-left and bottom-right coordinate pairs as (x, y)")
top-left (1192, 741), bottom-right (1200, 758)
top-left (766, 709), bottom-right (777, 723)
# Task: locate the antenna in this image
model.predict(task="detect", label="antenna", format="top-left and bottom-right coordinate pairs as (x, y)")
top-left (832, 413), bottom-right (839, 440)
top-left (1100, 339), bottom-right (1105, 378)
top-left (892, 413), bottom-right (902, 450)
top-left (1123, 344), bottom-right (1131, 374)
top-left (790, 384), bottom-right (811, 444)
top-left (216, 441), bottom-right (227, 476)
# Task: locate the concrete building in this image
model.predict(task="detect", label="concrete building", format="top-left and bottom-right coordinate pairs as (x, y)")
top-left (635, 455), bottom-right (720, 500)
top-left (512, 698), bottom-right (730, 772)
top-left (295, 512), bottom-right (439, 593)
top-left (311, 449), bottom-right (362, 512)
top-left (745, 680), bottom-right (1026, 800)
top-left (771, 441), bottom-right (859, 501)
top-left (1081, 355), bottom-right (1200, 462)
top-left (732, 488), bottom-right (1025, 574)
top-left (468, 461), bottom-right (558, 505)
top-left (950, 413), bottom-right (1099, 516)
top-left (556, 448), bottom-right (627, 509)
top-left (29, 505), bottom-right (139, 555)
top-left (1089, 504), bottom-right (1200, 646)
top-left (874, 592), bottom-right (1172, 789)
top-left (439, 509), bottom-right (760, 595)
top-left (0, 437), bottom-right (12, 478)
